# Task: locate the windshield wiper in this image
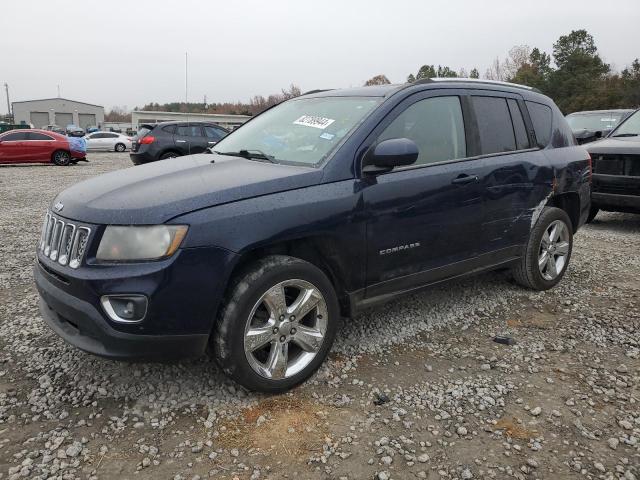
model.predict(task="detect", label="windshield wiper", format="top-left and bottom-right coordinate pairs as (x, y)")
top-left (611, 133), bottom-right (639, 137)
top-left (214, 149), bottom-right (276, 163)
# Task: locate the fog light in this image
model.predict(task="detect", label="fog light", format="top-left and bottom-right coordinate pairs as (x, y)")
top-left (100, 295), bottom-right (148, 323)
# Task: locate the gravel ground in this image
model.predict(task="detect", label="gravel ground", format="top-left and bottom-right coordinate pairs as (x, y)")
top-left (0, 152), bottom-right (638, 480)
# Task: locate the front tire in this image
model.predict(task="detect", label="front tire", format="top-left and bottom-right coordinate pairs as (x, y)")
top-left (512, 207), bottom-right (573, 290)
top-left (115, 143), bottom-right (126, 152)
top-left (52, 150), bottom-right (71, 166)
top-left (213, 255), bottom-right (339, 393)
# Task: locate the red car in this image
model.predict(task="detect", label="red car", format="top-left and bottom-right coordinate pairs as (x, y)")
top-left (0, 129), bottom-right (86, 166)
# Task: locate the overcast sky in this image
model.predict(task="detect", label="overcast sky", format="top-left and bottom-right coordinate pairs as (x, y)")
top-left (1, 0), bottom-right (639, 113)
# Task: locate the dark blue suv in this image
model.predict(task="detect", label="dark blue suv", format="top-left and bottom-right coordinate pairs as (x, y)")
top-left (35, 79), bottom-right (591, 392)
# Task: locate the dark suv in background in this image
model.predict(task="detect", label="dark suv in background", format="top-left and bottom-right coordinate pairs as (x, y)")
top-left (35, 79), bottom-right (590, 392)
top-left (586, 108), bottom-right (640, 221)
top-left (130, 121), bottom-right (229, 164)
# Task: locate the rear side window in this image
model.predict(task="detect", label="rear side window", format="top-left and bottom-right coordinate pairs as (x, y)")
top-left (177, 125), bottom-right (203, 137)
top-left (162, 125), bottom-right (176, 134)
top-left (526, 101), bottom-right (552, 147)
top-left (378, 96), bottom-right (466, 166)
top-left (507, 99), bottom-right (530, 150)
top-left (2, 132), bottom-right (29, 141)
top-left (472, 96), bottom-right (516, 154)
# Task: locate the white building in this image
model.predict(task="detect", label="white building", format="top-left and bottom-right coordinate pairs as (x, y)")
top-left (131, 111), bottom-right (251, 131)
top-left (12, 98), bottom-right (105, 129)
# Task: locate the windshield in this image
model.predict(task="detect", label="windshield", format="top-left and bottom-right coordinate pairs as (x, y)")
top-left (134, 126), bottom-right (151, 139)
top-left (213, 96), bottom-right (382, 166)
top-left (566, 112), bottom-right (627, 131)
top-left (610, 110), bottom-right (640, 137)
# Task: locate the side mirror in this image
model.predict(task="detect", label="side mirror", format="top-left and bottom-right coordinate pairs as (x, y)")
top-left (362, 138), bottom-right (419, 174)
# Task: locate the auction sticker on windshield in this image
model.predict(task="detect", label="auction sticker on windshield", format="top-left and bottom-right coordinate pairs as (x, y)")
top-left (293, 115), bottom-right (335, 129)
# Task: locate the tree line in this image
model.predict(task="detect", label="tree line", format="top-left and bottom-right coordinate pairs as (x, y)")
top-left (365, 30), bottom-right (639, 114)
top-left (105, 29), bottom-right (638, 122)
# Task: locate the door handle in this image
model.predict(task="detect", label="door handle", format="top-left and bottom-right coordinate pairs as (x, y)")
top-left (207, 141), bottom-right (216, 144)
top-left (451, 174), bottom-right (478, 185)
top-left (176, 140), bottom-right (186, 143)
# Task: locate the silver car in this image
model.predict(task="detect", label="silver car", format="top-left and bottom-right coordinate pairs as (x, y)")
top-left (84, 132), bottom-right (132, 152)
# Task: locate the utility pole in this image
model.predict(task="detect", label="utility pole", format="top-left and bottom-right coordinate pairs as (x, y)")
top-left (185, 52), bottom-right (188, 105)
top-left (4, 83), bottom-right (11, 123)
top-left (57, 84), bottom-right (61, 97)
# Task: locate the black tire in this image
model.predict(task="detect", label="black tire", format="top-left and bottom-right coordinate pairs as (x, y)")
top-left (52, 150), bottom-right (71, 166)
top-left (115, 143), bottom-right (126, 152)
top-left (586, 206), bottom-right (599, 224)
top-left (512, 207), bottom-right (573, 291)
top-left (160, 151), bottom-right (179, 160)
top-left (213, 255), bottom-right (339, 393)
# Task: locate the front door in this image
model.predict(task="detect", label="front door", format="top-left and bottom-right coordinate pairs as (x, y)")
top-left (361, 92), bottom-right (485, 298)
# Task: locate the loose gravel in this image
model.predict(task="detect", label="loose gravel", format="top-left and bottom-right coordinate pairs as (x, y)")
top-left (0, 153), bottom-right (638, 479)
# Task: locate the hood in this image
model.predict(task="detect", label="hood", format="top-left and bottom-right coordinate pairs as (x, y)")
top-left (53, 154), bottom-right (323, 224)
top-left (586, 136), bottom-right (640, 155)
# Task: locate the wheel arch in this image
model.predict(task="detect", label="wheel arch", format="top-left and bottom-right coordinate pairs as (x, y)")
top-left (225, 236), bottom-right (352, 318)
top-left (548, 192), bottom-right (581, 233)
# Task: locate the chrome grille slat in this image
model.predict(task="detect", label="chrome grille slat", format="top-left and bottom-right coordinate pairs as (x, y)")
top-left (39, 211), bottom-right (91, 269)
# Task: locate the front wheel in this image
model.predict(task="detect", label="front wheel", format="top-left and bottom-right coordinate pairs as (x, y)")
top-left (213, 255), bottom-right (339, 392)
top-left (52, 150), bottom-right (71, 166)
top-left (512, 207), bottom-right (573, 290)
top-left (115, 143), bottom-right (126, 152)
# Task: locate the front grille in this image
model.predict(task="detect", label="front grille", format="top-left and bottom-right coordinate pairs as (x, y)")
top-left (593, 154), bottom-right (640, 176)
top-left (39, 213), bottom-right (91, 269)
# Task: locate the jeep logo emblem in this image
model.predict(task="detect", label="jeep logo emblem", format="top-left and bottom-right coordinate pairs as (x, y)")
top-left (54, 202), bottom-right (64, 212)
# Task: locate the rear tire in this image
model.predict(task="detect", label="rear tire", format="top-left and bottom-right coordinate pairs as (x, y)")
top-left (213, 255), bottom-right (339, 393)
top-left (512, 207), bottom-right (573, 291)
top-left (160, 151), bottom-right (179, 160)
top-left (115, 143), bottom-right (126, 152)
top-left (52, 150), bottom-right (71, 166)
top-left (586, 206), bottom-right (599, 223)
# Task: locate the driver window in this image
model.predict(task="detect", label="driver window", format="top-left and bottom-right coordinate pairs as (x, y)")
top-left (378, 96), bottom-right (466, 165)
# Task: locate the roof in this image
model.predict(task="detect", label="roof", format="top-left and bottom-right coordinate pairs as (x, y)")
top-left (302, 78), bottom-right (544, 99)
top-left (12, 97), bottom-right (104, 108)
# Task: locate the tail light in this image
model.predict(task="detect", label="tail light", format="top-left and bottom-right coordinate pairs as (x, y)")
top-left (586, 153), bottom-right (592, 182)
top-left (139, 136), bottom-right (155, 145)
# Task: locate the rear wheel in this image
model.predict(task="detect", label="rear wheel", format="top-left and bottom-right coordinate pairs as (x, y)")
top-left (213, 255), bottom-right (339, 392)
top-left (160, 151), bottom-right (179, 160)
top-left (52, 150), bottom-right (71, 166)
top-left (512, 207), bottom-right (573, 290)
top-left (115, 143), bottom-right (126, 152)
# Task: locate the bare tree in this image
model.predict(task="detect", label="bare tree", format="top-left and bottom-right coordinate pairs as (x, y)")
top-left (364, 74), bottom-right (391, 86)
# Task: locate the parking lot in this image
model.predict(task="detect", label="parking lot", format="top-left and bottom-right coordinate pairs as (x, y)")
top-left (0, 153), bottom-right (638, 479)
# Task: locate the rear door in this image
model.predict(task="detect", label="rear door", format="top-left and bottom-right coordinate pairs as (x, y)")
top-left (362, 90), bottom-right (486, 297)
top-left (469, 92), bottom-right (551, 259)
top-left (0, 131), bottom-right (30, 163)
top-left (174, 124), bottom-right (207, 154)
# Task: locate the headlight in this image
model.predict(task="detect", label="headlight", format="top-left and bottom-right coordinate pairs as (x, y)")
top-left (96, 225), bottom-right (188, 261)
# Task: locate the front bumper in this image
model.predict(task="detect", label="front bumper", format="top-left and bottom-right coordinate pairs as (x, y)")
top-left (35, 263), bottom-right (209, 360)
top-left (34, 243), bottom-right (238, 361)
top-left (592, 173), bottom-right (640, 212)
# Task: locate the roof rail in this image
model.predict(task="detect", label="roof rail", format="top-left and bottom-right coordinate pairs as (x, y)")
top-left (412, 78), bottom-right (541, 93)
top-left (302, 89), bottom-right (334, 96)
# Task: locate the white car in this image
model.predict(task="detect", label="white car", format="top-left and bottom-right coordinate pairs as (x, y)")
top-left (84, 132), bottom-right (132, 152)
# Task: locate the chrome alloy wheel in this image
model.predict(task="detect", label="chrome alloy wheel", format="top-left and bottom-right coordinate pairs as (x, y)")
top-left (244, 279), bottom-right (328, 380)
top-left (538, 220), bottom-right (570, 281)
